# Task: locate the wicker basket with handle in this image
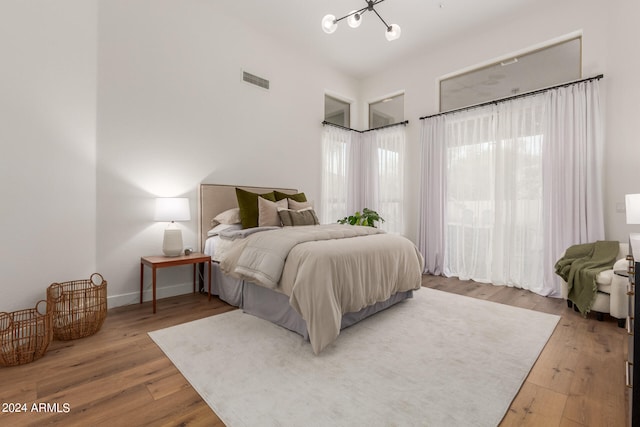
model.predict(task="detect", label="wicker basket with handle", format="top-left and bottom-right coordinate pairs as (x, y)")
top-left (47, 273), bottom-right (107, 340)
top-left (0, 301), bottom-right (52, 367)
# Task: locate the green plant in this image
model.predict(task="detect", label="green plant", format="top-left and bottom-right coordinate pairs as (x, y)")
top-left (337, 208), bottom-right (385, 228)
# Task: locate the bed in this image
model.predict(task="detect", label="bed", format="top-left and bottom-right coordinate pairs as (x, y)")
top-left (199, 184), bottom-right (424, 354)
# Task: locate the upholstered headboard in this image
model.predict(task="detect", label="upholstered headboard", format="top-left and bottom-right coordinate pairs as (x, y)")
top-left (198, 184), bottom-right (298, 252)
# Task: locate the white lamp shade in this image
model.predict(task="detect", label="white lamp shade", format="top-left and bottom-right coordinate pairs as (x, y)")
top-left (385, 24), bottom-right (401, 41)
top-left (626, 194), bottom-right (640, 224)
top-left (347, 11), bottom-right (362, 28)
top-left (154, 198), bottom-right (191, 222)
top-left (321, 14), bottom-right (337, 34)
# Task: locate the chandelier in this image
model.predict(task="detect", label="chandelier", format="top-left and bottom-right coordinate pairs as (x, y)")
top-left (321, 0), bottom-right (401, 42)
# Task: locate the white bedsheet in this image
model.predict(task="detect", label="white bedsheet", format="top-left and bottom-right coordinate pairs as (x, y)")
top-left (204, 235), bottom-right (236, 263)
top-left (204, 235), bottom-right (218, 257)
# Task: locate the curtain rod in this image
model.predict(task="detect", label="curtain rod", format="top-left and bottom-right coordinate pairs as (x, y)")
top-left (321, 120), bottom-right (409, 133)
top-left (419, 74), bottom-right (604, 120)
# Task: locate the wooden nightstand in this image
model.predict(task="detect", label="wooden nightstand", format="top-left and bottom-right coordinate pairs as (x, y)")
top-left (140, 253), bottom-right (212, 313)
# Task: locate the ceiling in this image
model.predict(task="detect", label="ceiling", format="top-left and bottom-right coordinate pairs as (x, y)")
top-left (212, 0), bottom-right (551, 79)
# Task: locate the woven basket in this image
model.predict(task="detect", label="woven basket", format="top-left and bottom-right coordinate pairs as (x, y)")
top-left (47, 273), bottom-right (107, 340)
top-left (0, 301), bottom-right (52, 367)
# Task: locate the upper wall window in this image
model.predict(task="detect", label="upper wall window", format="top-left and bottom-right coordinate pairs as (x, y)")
top-left (369, 93), bottom-right (404, 128)
top-left (440, 37), bottom-right (582, 112)
top-left (325, 95), bottom-right (350, 128)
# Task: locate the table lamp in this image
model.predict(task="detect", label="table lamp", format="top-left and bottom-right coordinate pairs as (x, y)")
top-left (627, 194), bottom-right (640, 225)
top-left (626, 194), bottom-right (640, 258)
top-left (154, 197), bottom-right (191, 256)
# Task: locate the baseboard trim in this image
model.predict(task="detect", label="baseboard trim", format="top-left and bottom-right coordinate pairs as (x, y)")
top-left (107, 282), bottom-right (193, 309)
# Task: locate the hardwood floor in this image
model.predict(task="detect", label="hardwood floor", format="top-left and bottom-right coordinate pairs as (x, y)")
top-left (0, 293), bottom-right (231, 426)
top-left (423, 275), bottom-right (627, 427)
top-left (0, 277), bottom-right (627, 426)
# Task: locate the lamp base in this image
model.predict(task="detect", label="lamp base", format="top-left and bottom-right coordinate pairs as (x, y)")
top-left (162, 227), bottom-right (183, 257)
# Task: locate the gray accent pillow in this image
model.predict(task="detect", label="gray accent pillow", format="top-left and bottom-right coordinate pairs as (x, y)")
top-left (278, 208), bottom-right (320, 227)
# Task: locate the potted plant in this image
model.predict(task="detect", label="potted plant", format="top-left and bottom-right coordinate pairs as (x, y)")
top-left (337, 208), bottom-right (385, 228)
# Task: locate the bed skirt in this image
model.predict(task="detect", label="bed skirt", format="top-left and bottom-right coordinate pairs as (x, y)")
top-left (210, 261), bottom-right (414, 341)
top-left (243, 282), bottom-right (413, 340)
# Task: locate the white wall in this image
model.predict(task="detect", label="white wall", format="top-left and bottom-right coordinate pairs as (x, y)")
top-left (0, 1), bottom-right (97, 312)
top-left (359, 0), bottom-right (640, 244)
top-left (604, 2), bottom-right (640, 241)
top-left (96, 0), bottom-right (358, 307)
top-left (5, 0), bottom-right (634, 313)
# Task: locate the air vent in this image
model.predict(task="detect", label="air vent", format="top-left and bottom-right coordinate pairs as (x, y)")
top-left (242, 71), bottom-right (270, 90)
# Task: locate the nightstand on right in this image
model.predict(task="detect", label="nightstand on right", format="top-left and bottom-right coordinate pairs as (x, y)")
top-left (627, 243), bottom-right (640, 426)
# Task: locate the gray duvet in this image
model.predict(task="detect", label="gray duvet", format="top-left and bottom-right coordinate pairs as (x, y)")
top-left (220, 224), bottom-right (424, 354)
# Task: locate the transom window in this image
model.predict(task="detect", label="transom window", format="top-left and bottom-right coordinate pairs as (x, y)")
top-left (324, 95), bottom-right (350, 127)
top-left (369, 93), bottom-right (404, 128)
top-left (440, 37), bottom-right (582, 111)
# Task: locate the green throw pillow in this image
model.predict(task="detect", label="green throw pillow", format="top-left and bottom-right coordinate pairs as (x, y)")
top-left (236, 188), bottom-right (276, 228)
top-left (274, 191), bottom-right (307, 202)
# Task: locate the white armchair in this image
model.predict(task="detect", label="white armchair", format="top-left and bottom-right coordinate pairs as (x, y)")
top-left (560, 242), bottom-right (629, 327)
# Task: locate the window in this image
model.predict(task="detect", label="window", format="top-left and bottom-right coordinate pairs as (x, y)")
top-left (440, 37), bottom-right (581, 111)
top-left (374, 129), bottom-right (405, 234)
top-left (321, 125), bottom-right (406, 234)
top-left (324, 95), bottom-right (350, 127)
top-left (369, 93), bottom-right (404, 128)
top-left (445, 105), bottom-right (544, 283)
top-left (320, 126), bottom-right (350, 224)
top-left (419, 78), bottom-right (603, 296)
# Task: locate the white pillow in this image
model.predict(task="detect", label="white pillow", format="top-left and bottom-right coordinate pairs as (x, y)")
top-left (258, 197), bottom-right (288, 227)
top-left (288, 198), bottom-right (312, 210)
top-left (207, 223), bottom-right (242, 237)
top-left (213, 208), bottom-right (241, 225)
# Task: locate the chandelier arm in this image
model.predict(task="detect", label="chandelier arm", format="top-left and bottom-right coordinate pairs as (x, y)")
top-left (372, 7), bottom-right (391, 30)
top-left (334, 5), bottom-right (370, 23)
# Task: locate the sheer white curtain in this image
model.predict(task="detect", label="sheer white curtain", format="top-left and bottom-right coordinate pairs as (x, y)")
top-left (418, 79), bottom-right (603, 296)
top-left (371, 126), bottom-right (406, 234)
top-left (320, 125), bottom-right (351, 224)
top-left (346, 131), bottom-right (369, 215)
top-left (444, 106), bottom-right (500, 283)
top-left (321, 124), bottom-right (406, 234)
top-left (542, 80), bottom-right (605, 293)
top-left (418, 116), bottom-right (447, 274)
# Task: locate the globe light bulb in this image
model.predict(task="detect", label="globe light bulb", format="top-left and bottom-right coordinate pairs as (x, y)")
top-left (321, 14), bottom-right (337, 34)
top-left (385, 24), bottom-right (401, 41)
top-left (347, 11), bottom-right (362, 28)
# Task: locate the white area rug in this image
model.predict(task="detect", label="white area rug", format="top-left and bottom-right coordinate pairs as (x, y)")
top-left (149, 288), bottom-right (559, 427)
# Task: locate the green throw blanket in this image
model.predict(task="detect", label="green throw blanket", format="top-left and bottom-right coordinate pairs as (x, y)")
top-left (554, 240), bottom-right (619, 315)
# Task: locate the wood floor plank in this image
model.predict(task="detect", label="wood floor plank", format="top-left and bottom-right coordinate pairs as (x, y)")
top-left (108, 386), bottom-right (213, 426)
top-left (0, 380), bottom-right (37, 404)
top-left (35, 344), bottom-right (165, 398)
top-left (563, 351), bottom-right (626, 426)
top-left (48, 383), bottom-right (154, 426)
top-left (500, 381), bottom-right (567, 427)
top-left (160, 405), bottom-right (224, 427)
top-left (146, 371), bottom-right (191, 400)
top-left (525, 317), bottom-right (582, 395)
